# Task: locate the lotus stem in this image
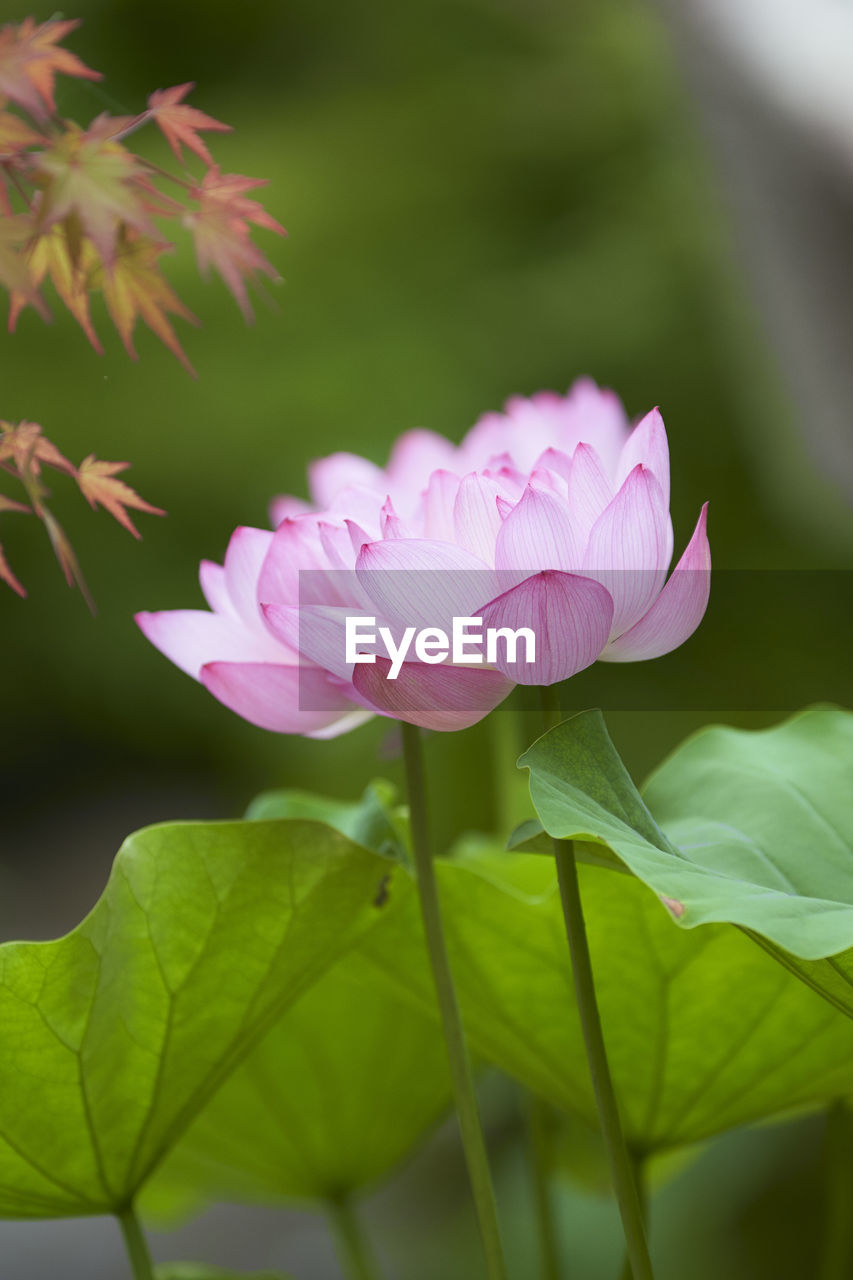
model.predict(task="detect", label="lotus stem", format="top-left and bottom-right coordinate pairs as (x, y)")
top-left (400, 720), bottom-right (508, 1280)
top-left (620, 1150), bottom-right (649, 1280)
top-left (117, 1205), bottom-right (155, 1280)
top-left (537, 686), bottom-right (654, 1280)
top-left (524, 1091), bottom-right (561, 1280)
top-left (820, 1100), bottom-right (853, 1280)
top-left (327, 1194), bottom-right (383, 1280)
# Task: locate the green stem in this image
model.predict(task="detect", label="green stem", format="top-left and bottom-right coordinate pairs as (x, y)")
top-left (538, 683), bottom-right (562, 732)
top-left (117, 1205), bottom-right (155, 1280)
top-left (400, 720), bottom-right (508, 1280)
top-left (619, 1151), bottom-right (648, 1280)
top-left (553, 838), bottom-right (653, 1280)
top-left (327, 1195), bottom-right (382, 1280)
top-left (490, 707), bottom-right (528, 838)
top-left (524, 1092), bottom-right (561, 1280)
top-left (141, 158), bottom-right (195, 191)
top-left (820, 1100), bottom-right (853, 1280)
top-left (536, 687), bottom-right (653, 1280)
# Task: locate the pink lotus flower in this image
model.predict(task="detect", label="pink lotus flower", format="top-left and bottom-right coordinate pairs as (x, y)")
top-left (137, 379), bottom-right (710, 733)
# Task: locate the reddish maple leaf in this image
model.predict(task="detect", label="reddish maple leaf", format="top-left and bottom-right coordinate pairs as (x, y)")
top-left (0, 22), bottom-right (286, 372)
top-left (0, 419), bottom-right (162, 604)
top-left (76, 454), bottom-right (165, 538)
top-left (82, 111), bottom-right (141, 142)
top-left (192, 167), bottom-right (285, 234)
top-left (32, 122), bottom-right (157, 266)
top-left (0, 18), bottom-right (101, 119)
top-left (96, 230), bottom-right (198, 374)
top-left (0, 492), bottom-right (31, 514)
top-left (8, 224), bottom-right (102, 351)
top-left (0, 213), bottom-right (41, 298)
top-left (0, 419), bottom-right (76, 480)
top-left (0, 109), bottom-right (44, 157)
top-left (40, 507), bottom-right (94, 608)
top-left (148, 83), bottom-right (232, 165)
top-left (0, 542), bottom-right (25, 596)
top-left (0, 421), bottom-right (86, 597)
top-left (186, 166), bottom-right (285, 320)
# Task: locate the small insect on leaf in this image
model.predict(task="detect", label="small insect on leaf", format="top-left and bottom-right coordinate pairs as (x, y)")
top-left (373, 873), bottom-right (392, 908)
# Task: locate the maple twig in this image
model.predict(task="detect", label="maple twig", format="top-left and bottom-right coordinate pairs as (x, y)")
top-left (4, 166), bottom-right (34, 210)
top-left (138, 158), bottom-right (194, 192)
top-left (103, 111), bottom-right (153, 145)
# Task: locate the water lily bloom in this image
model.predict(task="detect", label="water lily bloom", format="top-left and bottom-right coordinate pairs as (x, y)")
top-left (137, 379), bottom-right (710, 733)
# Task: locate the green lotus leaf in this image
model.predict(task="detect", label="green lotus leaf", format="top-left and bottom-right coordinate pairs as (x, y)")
top-left (0, 819), bottom-right (398, 1218)
top-left (358, 844), bottom-right (853, 1151)
top-left (143, 951), bottom-right (450, 1214)
top-left (520, 705), bottom-right (853, 1017)
top-left (246, 780), bottom-right (408, 864)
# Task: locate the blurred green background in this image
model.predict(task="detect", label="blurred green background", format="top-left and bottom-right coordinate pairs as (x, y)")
top-left (1, 0), bottom-right (851, 1275)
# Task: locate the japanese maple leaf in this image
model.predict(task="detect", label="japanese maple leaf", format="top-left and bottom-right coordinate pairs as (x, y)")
top-left (0, 18), bottom-right (101, 120)
top-left (96, 230), bottom-right (198, 374)
top-left (0, 109), bottom-right (44, 157)
top-left (33, 121), bottom-right (157, 266)
top-left (192, 167), bottom-right (285, 233)
top-left (40, 507), bottom-right (94, 609)
top-left (0, 493), bottom-right (31, 514)
top-left (0, 419), bottom-right (76, 480)
top-left (0, 542), bottom-right (25, 596)
top-left (76, 454), bottom-right (165, 538)
top-left (186, 166), bottom-right (285, 321)
top-left (8, 224), bottom-right (102, 352)
top-left (0, 490), bottom-right (30, 598)
top-left (148, 83), bottom-right (231, 165)
top-left (0, 213), bottom-right (42, 300)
